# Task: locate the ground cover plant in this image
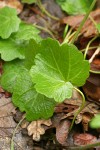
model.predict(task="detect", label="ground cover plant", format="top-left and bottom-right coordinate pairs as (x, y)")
top-left (0, 0), bottom-right (100, 149)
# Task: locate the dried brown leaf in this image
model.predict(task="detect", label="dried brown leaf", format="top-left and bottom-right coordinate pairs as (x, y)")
top-left (0, 0), bottom-right (23, 14)
top-left (55, 89), bottom-right (82, 114)
top-left (82, 113), bottom-right (92, 131)
top-left (0, 96), bottom-right (16, 128)
top-left (60, 98), bottom-right (100, 132)
top-left (83, 73), bottom-right (100, 102)
top-left (73, 133), bottom-right (97, 146)
top-left (27, 119), bottom-right (52, 141)
top-left (0, 94), bottom-right (34, 149)
top-left (62, 9), bottom-right (100, 38)
top-left (56, 119), bottom-right (71, 145)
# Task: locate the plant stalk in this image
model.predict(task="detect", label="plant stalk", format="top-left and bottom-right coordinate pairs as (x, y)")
top-left (37, 0), bottom-right (59, 21)
top-left (11, 116), bottom-right (25, 150)
top-left (69, 87), bottom-right (86, 131)
top-left (33, 24), bottom-right (55, 39)
top-left (69, 141), bottom-right (100, 150)
top-left (71, 0), bottom-right (97, 44)
top-left (84, 36), bottom-right (98, 59)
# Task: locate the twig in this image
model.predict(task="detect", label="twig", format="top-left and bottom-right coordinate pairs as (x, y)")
top-left (90, 70), bottom-right (100, 74)
top-left (89, 46), bottom-right (100, 63)
top-left (84, 36), bottom-right (98, 59)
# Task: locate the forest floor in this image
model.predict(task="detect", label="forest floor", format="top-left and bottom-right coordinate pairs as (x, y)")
top-left (0, 0), bottom-right (100, 150)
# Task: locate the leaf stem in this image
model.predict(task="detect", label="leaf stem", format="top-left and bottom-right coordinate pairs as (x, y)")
top-left (63, 27), bottom-right (73, 43)
top-left (84, 36), bottom-right (98, 59)
top-left (71, 0), bottom-right (97, 44)
top-left (81, 46), bottom-right (98, 52)
top-left (69, 87), bottom-right (85, 131)
top-left (37, 0), bottom-right (59, 21)
top-left (11, 116), bottom-right (25, 150)
top-left (33, 24), bottom-right (55, 39)
top-left (89, 15), bottom-right (97, 27)
top-left (63, 29), bottom-right (76, 44)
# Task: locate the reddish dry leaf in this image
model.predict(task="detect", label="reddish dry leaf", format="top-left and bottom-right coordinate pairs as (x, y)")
top-left (5, 91), bottom-right (11, 98)
top-left (73, 133), bottom-right (97, 146)
top-left (55, 90), bottom-right (82, 114)
top-left (0, 86), bottom-right (4, 93)
top-left (62, 9), bottom-right (100, 38)
top-left (55, 88), bottom-right (100, 131)
top-left (91, 57), bottom-right (100, 71)
top-left (59, 98), bottom-right (100, 131)
top-left (0, 0), bottom-right (23, 14)
top-left (83, 73), bottom-right (100, 102)
top-left (55, 103), bottom-right (78, 114)
top-left (56, 119), bottom-right (71, 145)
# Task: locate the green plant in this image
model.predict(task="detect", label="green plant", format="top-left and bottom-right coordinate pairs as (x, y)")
top-left (0, 4), bottom-right (95, 122)
top-left (56, 0), bottom-right (93, 15)
top-left (1, 0), bottom-right (98, 120)
top-left (0, 7), bottom-right (41, 61)
top-left (1, 38), bottom-right (90, 120)
top-left (90, 114), bottom-right (100, 129)
top-left (0, 1), bottom-right (99, 149)
top-left (1, 0), bottom-right (99, 126)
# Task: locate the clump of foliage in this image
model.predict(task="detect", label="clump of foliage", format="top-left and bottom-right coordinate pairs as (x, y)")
top-left (1, 1), bottom-right (100, 150)
top-left (0, 6), bottom-right (41, 61)
top-left (0, 6), bottom-right (90, 122)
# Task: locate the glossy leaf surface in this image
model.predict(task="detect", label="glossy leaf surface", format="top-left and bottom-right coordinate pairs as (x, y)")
top-left (30, 38), bottom-right (90, 102)
top-left (12, 69), bottom-right (56, 121)
top-left (56, 0), bottom-right (93, 15)
top-left (0, 7), bottom-right (20, 39)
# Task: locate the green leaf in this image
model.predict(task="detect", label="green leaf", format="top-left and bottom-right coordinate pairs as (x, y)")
top-left (22, 0), bottom-right (36, 4)
top-left (0, 7), bottom-right (21, 39)
top-left (24, 40), bottom-right (41, 70)
top-left (96, 23), bottom-right (100, 33)
top-left (90, 114), bottom-right (100, 129)
top-left (14, 22), bottom-right (42, 42)
top-left (0, 37), bottom-right (26, 61)
top-left (12, 69), bottom-right (56, 121)
top-left (56, 0), bottom-right (93, 15)
top-left (30, 38), bottom-right (90, 102)
top-left (0, 60), bottom-right (25, 93)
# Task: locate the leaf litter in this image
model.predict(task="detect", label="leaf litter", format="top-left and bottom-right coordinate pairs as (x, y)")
top-left (0, 0), bottom-right (100, 149)
top-left (0, 91), bottom-right (35, 150)
top-left (0, 0), bottom-right (23, 14)
top-left (62, 9), bottom-right (100, 38)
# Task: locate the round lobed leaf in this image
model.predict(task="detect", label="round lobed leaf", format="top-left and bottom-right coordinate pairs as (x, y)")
top-left (0, 7), bottom-right (21, 39)
top-left (30, 38), bottom-right (90, 102)
top-left (12, 69), bottom-right (56, 121)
